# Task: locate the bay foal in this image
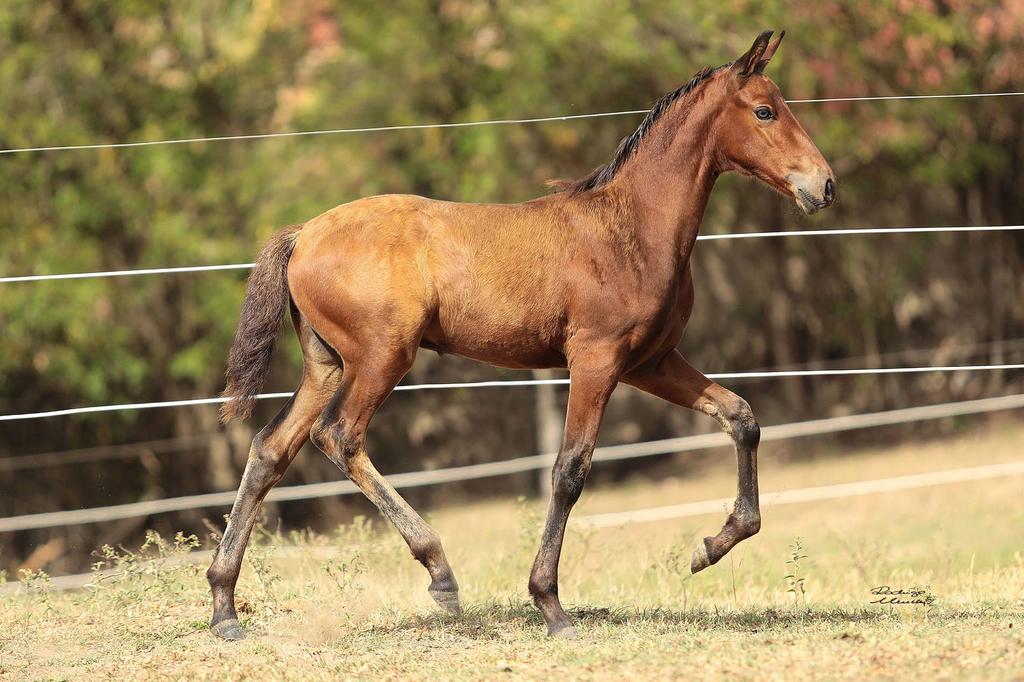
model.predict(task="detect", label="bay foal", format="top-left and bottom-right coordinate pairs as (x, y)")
top-left (208, 30), bottom-right (835, 640)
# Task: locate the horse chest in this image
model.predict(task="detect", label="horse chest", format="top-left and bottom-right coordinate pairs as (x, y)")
top-left (573, 277), bottom-right (680, 341)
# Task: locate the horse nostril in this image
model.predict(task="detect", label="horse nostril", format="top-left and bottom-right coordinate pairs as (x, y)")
top-left (823, 178), bottom-right (835, 205)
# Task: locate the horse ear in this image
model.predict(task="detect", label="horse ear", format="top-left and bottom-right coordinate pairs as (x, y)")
top-left (754, 30), bottom-right (785, 74)
top-left (734, 30), bottom-right (774, 77)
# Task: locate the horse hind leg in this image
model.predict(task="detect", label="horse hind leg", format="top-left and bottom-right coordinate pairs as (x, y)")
top-left (309, 353), bottom-right (461, 614)
top-left (207, 316), bottom-right (341, 640)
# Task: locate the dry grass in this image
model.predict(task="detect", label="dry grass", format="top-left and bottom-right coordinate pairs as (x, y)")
top-left (3, 420), bottom-right (1023, 680)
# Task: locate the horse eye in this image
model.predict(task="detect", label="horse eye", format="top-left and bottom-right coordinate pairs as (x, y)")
top-left (754, 106), bottom-right (774, 121)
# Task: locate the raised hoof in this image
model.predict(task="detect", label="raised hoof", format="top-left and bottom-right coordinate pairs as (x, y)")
top-left (210, 618), bottom-right (246, 641)
top-left (547, 622), bottom-right (578, 639)
top-left (690, 538), bottom-right (713, 574)
top-left (429, 588), bottom-right (462, 614)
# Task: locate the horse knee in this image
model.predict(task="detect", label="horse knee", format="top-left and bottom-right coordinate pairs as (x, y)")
top-left (245, 432), bottom-right (290, 478)
top-left (308, 417), bottom-right (332, 453)
top-left (310, 417), bottom-right (361, 475)
top-left (722, 398), bottom-right (759, 452)
top-left (735, 418), bottom-right (760, 453)
top-left (551, 447), bottom-right (592, 506)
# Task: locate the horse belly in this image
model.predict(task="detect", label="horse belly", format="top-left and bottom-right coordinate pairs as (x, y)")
top-left (423, 298), bottom-right (566, 369)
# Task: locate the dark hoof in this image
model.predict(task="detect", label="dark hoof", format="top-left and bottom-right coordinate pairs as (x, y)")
top-left (547, 622), bottom-right (578, 639)
top-left (690, 538), bottom-right (713, 574)
top-left (211, 618), bottom-right (246, 641)
top-left (429, 588), bottom-right (461, 614)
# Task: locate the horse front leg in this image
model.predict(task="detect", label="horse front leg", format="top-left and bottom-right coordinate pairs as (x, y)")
top-left (529, 349), bottom-right (623, 638)
top-left (624, 350), bottom-right (761, 573)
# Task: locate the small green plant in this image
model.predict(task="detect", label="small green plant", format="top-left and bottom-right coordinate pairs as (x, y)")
top-left (661, 540), bottom-right (694, 584)
top-left (666, 542), bottom-right (694, 611)
top-left (246, 541), bottom-right (281, 600)
top-left (644, 533), bottom-right (696, 611)
top-left (90, 530), bottom-right (201, 588)
top-left (564, 517), bottom-right (597, 576)
top-left (483, 496), bottom-right (545, 588)
top-left (17, 567), bottom-right (54, 612)
top-left (784, 537), bottom-right (809, 608)
top-left (17, 567), bottom-right (50, 593)
top-left (91, 543), bottom-right (131, 582)
top-left (321, 552), bottom-right (365, 600)
top-left (334, 515), bottom-right (375, 548)
top-left (244, 520), bottom-right (286, 607)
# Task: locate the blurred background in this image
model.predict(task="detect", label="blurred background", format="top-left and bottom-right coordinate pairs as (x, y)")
top-left (1, 0), bottom-right (1022, 577)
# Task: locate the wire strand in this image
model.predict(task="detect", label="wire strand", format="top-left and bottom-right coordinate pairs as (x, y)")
top-left (0, 433), bottom-right (215, 472)
top-left (9, 336), bottom-right (1022, 471)
top-left (695, 224), bottom-right (1024, 241)
top-left (0, 263), bottom-right (256, 283)
top-left (2, 90), bottom-right (1022, 156)
top-left (8, 455), bottom-right (1023, 591)
top-left (2, 392), bottom-right (1020, 532)
top-left (0, 111), bottom-right (648, 155)
top-left (1, 364), bottom-right (1021, 422)
top-left (785, 91), bottom-right (1024, 103)
top-left (4, 224), bottom-right (1023, 283)
top-left (578, 459), bottom-right (1024, 528)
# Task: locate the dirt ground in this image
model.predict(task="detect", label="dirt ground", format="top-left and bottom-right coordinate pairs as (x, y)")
top-left (2, 420), bottom-right (1023, 680)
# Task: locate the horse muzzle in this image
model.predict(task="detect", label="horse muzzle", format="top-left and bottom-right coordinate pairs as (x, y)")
top-left (789, 173), bottom-right (836, 214)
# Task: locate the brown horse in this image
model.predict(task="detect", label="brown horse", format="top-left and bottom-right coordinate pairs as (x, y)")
top-left (207, 30), bottom-right (834, 640)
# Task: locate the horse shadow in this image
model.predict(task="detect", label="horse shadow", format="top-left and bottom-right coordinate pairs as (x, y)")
top-left (366, 601), bottom-right (956, 639)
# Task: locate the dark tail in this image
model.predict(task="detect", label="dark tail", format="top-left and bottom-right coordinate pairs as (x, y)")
top-left (219, 225), bottom-right (303, 422)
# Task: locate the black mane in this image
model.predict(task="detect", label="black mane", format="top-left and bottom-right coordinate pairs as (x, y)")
top-left (562, 65), bottom-right (720, 194)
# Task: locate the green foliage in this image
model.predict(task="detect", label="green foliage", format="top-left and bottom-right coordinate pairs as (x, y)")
top-left (2, 1), bottom-right (1020, 404)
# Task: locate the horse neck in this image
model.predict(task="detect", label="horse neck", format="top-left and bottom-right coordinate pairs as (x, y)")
top-left (612, 98), bottom-right (720, 264)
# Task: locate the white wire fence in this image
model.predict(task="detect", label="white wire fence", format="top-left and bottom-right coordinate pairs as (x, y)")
top-left (7, 335), bottom-right (1023, 472)
top-left (2, 393), bottom-right (1021, 533)
top-left (4, 455), bottom-right (1021, 595)
top-left (0, 434), bottom-right (214, 473)
top-left (2, 364), bottom-right (1022, 423)
top-left (1, 89), bottom-right (1022, 156)
top-left (5, 454), bottom-right (1021, 595)
top-left (578, 458), bottom-right (1024, 529)
top-left (3, 224), bottom-right (1024, 284)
